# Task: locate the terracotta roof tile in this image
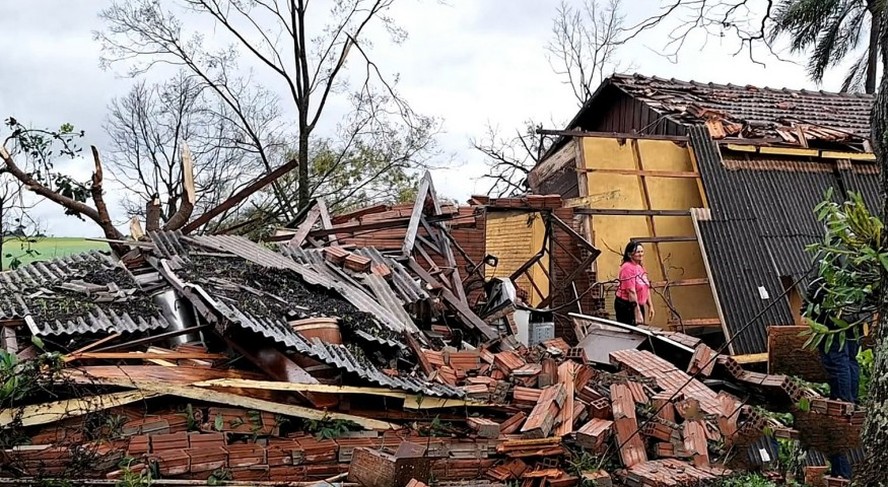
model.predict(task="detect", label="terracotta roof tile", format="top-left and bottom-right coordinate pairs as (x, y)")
top-left (608, 73), bottom-right (873, 139)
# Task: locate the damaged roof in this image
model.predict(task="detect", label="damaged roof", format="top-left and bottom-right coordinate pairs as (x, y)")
top-left (607, 73), bottom-right (872, 137)
top-left (0, 251), bottom-right (170, 337)
top-left (565, 73), bottom-right (874, 147)
top-left (688, 126), bottom-right (881, 354)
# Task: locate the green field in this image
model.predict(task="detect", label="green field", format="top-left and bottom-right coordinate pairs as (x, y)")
top-left (1, 237), bottom-right (109, 270)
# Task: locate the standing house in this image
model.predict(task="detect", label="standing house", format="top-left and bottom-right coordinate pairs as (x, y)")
top-left (529, 74), bottom-right (880, 357)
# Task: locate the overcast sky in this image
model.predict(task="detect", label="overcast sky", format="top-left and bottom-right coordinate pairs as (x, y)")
top-left (0, 1), bottom-right (849, 237)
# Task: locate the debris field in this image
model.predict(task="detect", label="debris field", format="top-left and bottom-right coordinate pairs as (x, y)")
top-left (0, 175), bottom-right (866, 487)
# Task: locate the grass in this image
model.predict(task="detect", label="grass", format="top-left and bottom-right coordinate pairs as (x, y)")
top-left (1, 237), bottom-right (108, 270)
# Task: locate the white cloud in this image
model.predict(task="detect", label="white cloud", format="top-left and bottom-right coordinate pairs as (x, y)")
top-left (0, 0), bottom-right (853, 235)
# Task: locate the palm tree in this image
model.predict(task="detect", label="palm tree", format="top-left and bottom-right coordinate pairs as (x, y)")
top-left (769, 0), bottom-right (881, 94)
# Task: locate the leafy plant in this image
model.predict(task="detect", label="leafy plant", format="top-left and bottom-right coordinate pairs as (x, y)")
top-left (206, 468), bottom-right (232, 485)
top-left (790, 377), bottom-right (830, 398)
top-left (183, 404), bottom-right (198, 431)
top-left (776, 439), bottom-right (806, 482)
top-left (0, 350), bottom-right (64, 404)
top-left (802, 189), bottom-right (882, 351)
top-left (418, 415), bottom-right (453, 438)
top-left (304, 417), bottom-right (357, 439)
top-left (711, 473), bottom-right (778, 487)
top-left (564, 447), bottom-right (616, 485)
top-left (115, 457), bottom-right (153, 487)
top-left (858, 348), bottom-right (874, 400)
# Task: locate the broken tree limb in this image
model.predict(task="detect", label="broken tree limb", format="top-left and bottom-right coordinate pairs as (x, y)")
top-left (88, 146), bottom-right (125, 255)
top-left (0, 145), bottom-right (125, 242)
top-left (145, 195), bottom-right (162, 232)
top-left (129, 216), bottom-right (145, 240)
top-left (163, 142), bottom-right (196, 231)
top-left (182, 158), bottom-right (299, 234)
top-left (62, 351), bottom-right (228, 363)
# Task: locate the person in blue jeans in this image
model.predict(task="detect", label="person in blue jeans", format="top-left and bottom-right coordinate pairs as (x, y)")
top-left (804, 276), bottom-right (860, 479)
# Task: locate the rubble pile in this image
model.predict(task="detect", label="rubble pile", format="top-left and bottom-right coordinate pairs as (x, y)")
top-left (0, 181), bottom-right (865, 487)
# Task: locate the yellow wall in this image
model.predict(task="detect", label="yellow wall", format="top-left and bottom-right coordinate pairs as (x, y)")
top-left (484, 211), bottom-right (549, 306)
top-left (580, 137), bottom-right (719, 328)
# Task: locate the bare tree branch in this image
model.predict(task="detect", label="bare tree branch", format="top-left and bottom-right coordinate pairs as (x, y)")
top-left (98, 0), bottom-right (424, 223)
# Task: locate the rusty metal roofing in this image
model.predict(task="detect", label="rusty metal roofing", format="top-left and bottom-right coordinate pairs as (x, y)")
top-left (222, 304), bottom-right (461, 397)
top-left (607, 73), bottom-right (873, 138)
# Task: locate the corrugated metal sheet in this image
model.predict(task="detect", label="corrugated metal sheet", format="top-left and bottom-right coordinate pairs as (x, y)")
top-left (156, 232), bottom-right (419, 334)
top-left (724, 159), bottom-right (837, 278)
top-left (841, 167), bottom-right (883, 213)
top-left (0, 251), bottom-right (113, 292)
top-left (354, 247), bottom-right (428, 302)
top-left (690, 127), bottom-right (796, 355)
top-left (278, 245), bottom-right (418, 334)
top-left (0, 251), bottom-right (170, 336)
top-left (221, 304), bottom-right (461, 397)
top-left (746, 438), bottom-right (863, 468)
top-left (27, 308), bottom-right (173, 337)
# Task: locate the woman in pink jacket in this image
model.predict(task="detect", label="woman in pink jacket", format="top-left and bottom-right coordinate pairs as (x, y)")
top-left (613, 241), bottom-right (654, 326)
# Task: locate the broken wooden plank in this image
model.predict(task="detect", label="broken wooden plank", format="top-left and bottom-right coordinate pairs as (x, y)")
top-left (183, 157), bottom-right (299, 234)
top-left (315, 198), bottom-right (338, 245)
top-left (0, 390), bottom-right (159, 427)
top-left (288, 202), bottom-right (321, 248)
top-left (402, 174), bottom-right (433, 257)
top-left (62, 351), bottom-right (227, 363)
top-left (555, 361), bottom-right (577, 437)
top-left (67, 333), bottom-right (122, 356)
top-left (407, 259), bottom-right (498, 340)
top-left (105, 381), bottom-right (396, 430)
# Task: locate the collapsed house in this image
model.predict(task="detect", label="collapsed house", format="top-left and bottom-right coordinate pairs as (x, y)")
top-left (529, 73), bottom-right (880, 359)
top-left (0, 170), bottom-right (865, 487)
top-left (0, 74), bottom-right (876, 487)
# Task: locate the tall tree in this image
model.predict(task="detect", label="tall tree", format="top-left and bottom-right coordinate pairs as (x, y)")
top-left (854, 7), bottom-right (888, 480)
top-left (97, 0), bottom-right (433, 224)
top-left (476, 0), bottom-right (625, 196)
top-left (769, 0), bottom-right (882, 93)
top-left (105, 72), bottom-right (280, 226)
top-left (547, 0), bottom-right (625, 105)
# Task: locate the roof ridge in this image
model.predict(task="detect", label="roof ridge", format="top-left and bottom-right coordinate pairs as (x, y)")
top-left (618, 72), bottom-right (873, 99)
